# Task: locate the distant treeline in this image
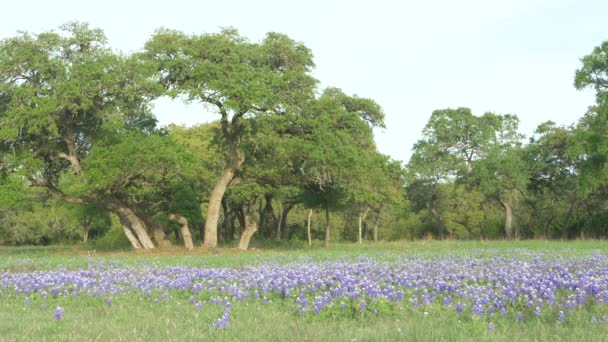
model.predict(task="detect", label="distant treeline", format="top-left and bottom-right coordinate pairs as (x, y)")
top-left (1, 23), bottom-right (607, 248)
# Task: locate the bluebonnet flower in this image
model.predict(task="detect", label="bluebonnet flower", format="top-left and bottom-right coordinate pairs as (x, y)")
top-left (54, 307), bottom-right (64, 321)
top-left (472, 304), bottom-right (484, 315)
top-left (487, 322), bottom-right (495, 330)
top-left (214, 302), bottom-right (231, 329)
top-left (4, 252), bottom-right (608, 328)
top-left (359, 300), bottom-right (366, 312)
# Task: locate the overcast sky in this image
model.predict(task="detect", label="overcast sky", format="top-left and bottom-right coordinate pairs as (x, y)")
top-left (1, 0), bottom-right (606, 163)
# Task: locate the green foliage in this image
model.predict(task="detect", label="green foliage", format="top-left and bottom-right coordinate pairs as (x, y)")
top-left (442, 186), bottom-right (485, 239)
top-left (575, 40), bottom-right (608, 102)
top-left (3, 23), bottom-right (608, 246)
top-left (91, 214), bottom-right (132, 250)
top-left (142, 28), bottom-right (317, 114)
top-left (0, 192), bottom-right (83, 245)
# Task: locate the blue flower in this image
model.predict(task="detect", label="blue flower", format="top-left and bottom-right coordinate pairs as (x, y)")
top-left (359, 300), bottom-right (366, 311)
top-left (54, 307), bottom-right (64, 321)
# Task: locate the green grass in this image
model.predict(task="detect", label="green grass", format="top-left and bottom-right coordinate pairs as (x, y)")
top-left (2, 240), bottom-right (608, 341)
top-left (2, 293), bottom-right (608, 341)
top-left (2, 239), bottom-right (607, 271)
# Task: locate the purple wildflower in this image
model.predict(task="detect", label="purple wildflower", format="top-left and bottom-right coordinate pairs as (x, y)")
top-left (359, 300), bottom-right (366, 312)
top-left (214, 303), bottom-right (231, 329)
top-left (54, 307), bottom-right (64, 321)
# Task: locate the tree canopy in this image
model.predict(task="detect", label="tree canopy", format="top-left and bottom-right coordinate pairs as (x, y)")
top-left (2, 23), bottom-right (608, 248)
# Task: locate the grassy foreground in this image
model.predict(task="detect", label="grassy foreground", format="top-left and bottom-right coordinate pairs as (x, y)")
top-left (2, 240), bottom-right (608, 341)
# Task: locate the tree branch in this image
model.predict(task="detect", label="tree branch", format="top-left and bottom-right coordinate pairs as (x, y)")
top-left (29, 178), bottom-right (90, 204)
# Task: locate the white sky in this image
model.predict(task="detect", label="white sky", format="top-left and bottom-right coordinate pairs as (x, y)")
top-left (1, 0), bottom-right (606, 163)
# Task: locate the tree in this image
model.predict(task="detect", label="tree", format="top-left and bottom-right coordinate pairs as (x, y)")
top-left (522, 122), bottom-right (581, 238)
top-left (289, 88), bottom-right (385, 247)
top-left (0, 22), bottom-right (161, 248)
top-left (368, 157), bottom-right (406, 242)
top-left (141, 28), bottom-right (318, 247)
top-left (575, 40), bottom-right (608, 103)
top-left (473, 146), bottom-right (528, 239)
top-left (574, 40), bottom-right (608, 191)
top-left (565, 40), bottom-right (608, 239)
top-left (80, 133), bottom-right (204, 248)
top-left (408, 108), bottom-right (522, 239)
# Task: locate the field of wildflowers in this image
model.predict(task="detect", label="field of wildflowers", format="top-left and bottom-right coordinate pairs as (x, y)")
top-left (2, 242), bottom-right (608, 341)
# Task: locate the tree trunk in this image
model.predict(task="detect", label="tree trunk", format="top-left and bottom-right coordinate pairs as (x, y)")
top-left (561, 199), bottom-right (576, 240)
top-left (83, 224), bottom-right (90, 243)
top-left (115, 206), bottom-right (155, 249)
top-left (373, 212), bottom-right (380, 243)
top-left (258, 198), bottom-right (265, 235)
top-left (277, 204), bottom-right (293, 240)
top-left (499, 198), bottom-right (513, 240)
top-left (82, 216), bottom-right (91, 243)
top-left (236, 205), bottom-right (246, 232)
top-left (152, 227), bottom-right (172, 248)
top-left (324, 204), bottom-right (331, 247)
top-left (230, 214), bottom-right (237, 240)
top-left (358, 214), bottom-right (363, 244)
top-left (373, 221), bottom-right (378, 242)
top-left (169, 214), bottom-right (194, 249)
top-left (203, 154), bottom-right (244, 248)
top-left (136, 212), bottom-right (172, 248)
top-left (307, 209), bottom-right (313, 248)
top-left (260, 193), bottom-right (275, 238)
top-left (121, 225), bottom-right (142, 249)
top-left (238, 214), bottom-right (258, 250)
top-left (543, 217), bottom-right (555, 239)
top-left (221, 198), bottom-right (229, 242)
top-left (59, 132), bottom-right (84, 177)
top-left (276, 207), bottom-right (284, 240)
top-left (358, 207), bottom-right (369, 244)
top-left (428, 203), bottom-right (446, 240)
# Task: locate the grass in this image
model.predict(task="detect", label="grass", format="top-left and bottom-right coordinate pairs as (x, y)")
top-left (2, 239), bottom-right (607, 271)
top-left (2, 240), bottom-right (608, 341)
top-left (2, 291), bottom-right (607, 341)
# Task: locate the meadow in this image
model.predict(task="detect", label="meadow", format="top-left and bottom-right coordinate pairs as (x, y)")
top-left (2, 240), bottom-right (608, 341)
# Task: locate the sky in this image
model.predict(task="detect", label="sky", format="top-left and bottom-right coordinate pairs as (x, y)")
top-left (1, 0), bottom-right (607, 163)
